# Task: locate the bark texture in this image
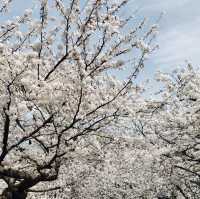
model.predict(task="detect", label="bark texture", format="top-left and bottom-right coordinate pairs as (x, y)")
top-left (1, 188), bottom-right (27, 199)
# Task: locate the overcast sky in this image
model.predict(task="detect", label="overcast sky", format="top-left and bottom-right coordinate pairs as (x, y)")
top-left (136, 0), bottom-right (200, 70)
top-left (125, 0), bottom-right (200, 96)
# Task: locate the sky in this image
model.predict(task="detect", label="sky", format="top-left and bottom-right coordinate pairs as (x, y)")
top-left (136, 0), bottom-right (200, 71)
top-left (125, 0), bottom-right (200, 96)
top-left (2, 0), bottom-right (200, 94)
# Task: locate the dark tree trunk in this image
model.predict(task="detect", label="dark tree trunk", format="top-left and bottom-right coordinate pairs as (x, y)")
top-left (1, 188), bottom-right (27, 199)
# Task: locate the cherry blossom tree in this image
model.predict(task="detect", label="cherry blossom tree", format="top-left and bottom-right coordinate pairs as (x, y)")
top-left (30, 134), bottom-right (168, 199)
top-left (142, 64), bottom-right (200, 198)
top-left (0, 0), bottom-right (157, 198)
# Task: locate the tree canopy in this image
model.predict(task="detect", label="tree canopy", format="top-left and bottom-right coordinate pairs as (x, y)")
top-left (0, 0), bottom-right (199, 199)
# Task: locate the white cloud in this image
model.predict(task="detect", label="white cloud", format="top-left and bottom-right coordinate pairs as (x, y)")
top-left (139, 0), bottom-right (190, 13)
top-left (153, 15), bottom-right (200, 70)
top-left (133, 0), bottom-right (200, 70)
